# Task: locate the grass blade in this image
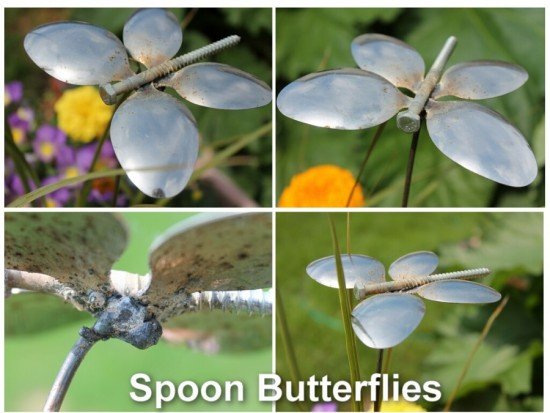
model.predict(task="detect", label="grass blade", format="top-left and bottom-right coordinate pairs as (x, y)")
top-left (443, 295), bottom-right (509, 411)
top-left (328, 214), bottom-right (362, 411)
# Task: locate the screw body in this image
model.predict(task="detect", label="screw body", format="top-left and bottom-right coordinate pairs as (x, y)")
top-left (99, 35), bottom-right (241, 104)
top-left (191, 288), bottom-right (272, 316)
top-left (354, 267), bottom-right (490, 300)
top-left (397, 36), bottom-right (457, 133)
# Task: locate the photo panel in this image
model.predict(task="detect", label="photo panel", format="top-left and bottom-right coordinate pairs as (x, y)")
top-left (5, 211), bottom-right (272, 411)
top-left (275, 8), bottom-right (544, 207)
top-left (5, 8), bottom-right (273, 208)
top-left (276, 211), bottom-right (542, 411)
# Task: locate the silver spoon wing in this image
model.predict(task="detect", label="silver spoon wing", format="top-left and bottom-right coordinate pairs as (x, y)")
top-left (426, 100), bottom-right (538, 187)
top-left (415, 280), bottom-right (501, 304)
top-left (433, 61), bottom-right (528, 100)
top-left (123, 8), bottom-right (183, 68)
top-left (159, 62), bottom-right (272, 109)
top-left (145, 212), bottom-right (272, 319)
top-left (110, 86), bottom-right (199, 198)
top-left (5, 213), bottom-right (128, 294)
top-left (388, 251), bottom-right (439, 281)
top-left (351, 293), bottom-right (425, 349)
top-left (306, 254), bottom-right (385, 289)
top-left (277, 68), bottom-right (410, 130)
top-left (351, 33), bottom-right (425, 92)
top-left (24, 22), bottom-right (133, 85)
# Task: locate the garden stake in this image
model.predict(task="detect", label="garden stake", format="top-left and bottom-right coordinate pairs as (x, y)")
top-left (24, 9), bottom-right (272, 198)
top-left (278, 32), bottom-right (537, 204)
top-left (306, 251), bottom-right (500, 349)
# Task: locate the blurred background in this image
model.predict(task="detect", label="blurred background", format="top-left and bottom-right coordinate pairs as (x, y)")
top-left (276, 8), bottom-right (544, 207)
top-left (5, 213), bottom-right (272, 411)
top-left (276, 212), bottom-right (542, 411)
top-left (5, 8), bottom-right (272, 207)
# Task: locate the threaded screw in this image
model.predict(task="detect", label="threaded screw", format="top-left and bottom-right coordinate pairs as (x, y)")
top-left (354, 267), bottom-right (490, 300)
top-left (191, 288), bottom-right (272, 316)
top-left (99, 35), bottom-right (241, 105)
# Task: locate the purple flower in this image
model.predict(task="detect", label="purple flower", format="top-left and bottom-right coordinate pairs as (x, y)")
top-left (5, 173), bottom-right (36, 204)
top-left (33, 125), bottom-right (67, 163)
top-left (56, 145), bottom-right (77, 168)
top-left (8, 107), bottom-right (35, 145)
top-left (42, 176), bottom-right (72, 207)
top-left (5, 81), bottom-right (23, 106)
top-left (312, 403), bottom-right (338, 412)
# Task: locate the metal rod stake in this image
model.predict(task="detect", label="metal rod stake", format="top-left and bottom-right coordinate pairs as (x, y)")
top-left (397, 36), bottom-right (457, 133)
top-left (43, 329), bottom-right (101, 411)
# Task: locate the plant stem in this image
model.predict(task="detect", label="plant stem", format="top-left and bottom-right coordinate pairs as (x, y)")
top-left (44, 331), bottom-right (100, 411)
top-left (374, 349), bottom-right (384, 412)
top-left (346, 122), bottom-right (387, 207)
top-left (111, 175), bottom-right (121, 207)
top-left (382, 348), bottom-right (393, 375)
top-left (75, 131), bottom-right (110, 207)
top-left (328, 215), bottom-right (362, 412)
top-left (401, 119), bottom-right (423, 207)
top-left (276, 290), bottom-right (306, 411)
top-left (443, 296), bottom-right (509, 412)
top-left (76, 96), bottom-right (126, 207)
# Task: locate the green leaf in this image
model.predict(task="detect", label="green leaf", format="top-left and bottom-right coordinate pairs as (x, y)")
top-left (499, 341), bottom-right (542, 395)
top-left (276, 9), bottom-right (401, 79)
top-left (439, 213), bottom-right (543, 275)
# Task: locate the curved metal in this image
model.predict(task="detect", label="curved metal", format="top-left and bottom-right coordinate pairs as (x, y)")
top-left (306, 254), bottom-right (385, 289)
top-left (43, 333), bottom-right (99, 412)
top-left (415, 280), bottom-right (501, 303)
top-left (351, 293), bottom-right (426, 349)
top-left (433, 60), bottom-right (528, 100)
top-left (5, 213), bottom-right (127, 295)
top-left (426, 100), bottom-right (538, 187)
top-left (351, 33), bottom-right (425, 91)
top-left (110, 87), bottom-right (199, 198)
top-left (24, 22), bottom-right (133, 85)
top-left (161, 62), bottom-right (272, 109)
top-left (146, 212), bottom-right (272, 318)
top-left (277, 68), bottom-right (409, 130)
top-left (388, 251), bottom-right (439, 280)
top-left (123, 8), bottom-right (182, 68)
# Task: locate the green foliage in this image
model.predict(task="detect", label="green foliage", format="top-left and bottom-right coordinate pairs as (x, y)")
top-left (276, 212), bottom-right (542, 411)
top-left (276, 8), bottom-right (544, 206)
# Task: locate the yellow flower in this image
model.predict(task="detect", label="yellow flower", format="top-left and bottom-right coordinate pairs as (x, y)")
top-left (370, 400), bottom-right (426, 412)
top-left (279, 164), bottom-right (365, 207)
top-left (54, 86), bottom-right (113, 143)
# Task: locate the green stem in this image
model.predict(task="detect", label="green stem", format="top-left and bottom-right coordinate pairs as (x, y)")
top-left (76, 96), bottom-right (126, 206)
top-left (401, 119), bottom-right (423, 207)
top-left (382, 348), bottom-right (393, 375)
top-left (374, 349), bottom-right (384, 412)
top-left (443, 296), bottom-right (509, 412)
top-left (5, 141), bottom-right (32, 195)
top-left (111, 175), bottom-right (121, 207)
top-left (75, 130), bottom-right (110, 207)
top-left (8, 168), bottom-right (127, 207)
top-left (328, 214), bottom-right (362, 412)
top-left (276, 290), bottom-right (306, 411)
top-left (5, 122), bottom-right (43, 206)
top-left (346, 122), bottom-right (387, 207)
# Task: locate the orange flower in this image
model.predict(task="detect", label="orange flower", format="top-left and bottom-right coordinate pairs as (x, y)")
top-left (279, 165), bottom-right (365, 207)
